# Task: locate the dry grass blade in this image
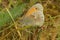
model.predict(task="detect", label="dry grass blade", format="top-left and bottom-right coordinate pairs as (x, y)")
top-left (0, 24), bottom-right (13, 33)
top-left (0, 29), bottom-right (13, 40)
top-left (5, 8), bottom-right (22, 40)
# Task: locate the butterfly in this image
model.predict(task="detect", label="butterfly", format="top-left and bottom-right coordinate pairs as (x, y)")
top-left (18, 3), bottom-right (44, 27)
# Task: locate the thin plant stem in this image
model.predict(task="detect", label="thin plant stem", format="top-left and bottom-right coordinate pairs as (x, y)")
top-left (5, 8), bottom-right (22, 40)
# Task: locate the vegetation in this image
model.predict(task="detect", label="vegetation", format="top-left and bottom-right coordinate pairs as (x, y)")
top-left (0, 0), bottom-right (60, 40)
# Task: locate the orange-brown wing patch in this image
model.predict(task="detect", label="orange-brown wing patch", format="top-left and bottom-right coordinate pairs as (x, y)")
top-left (25, 7), bottom-right (37, 17)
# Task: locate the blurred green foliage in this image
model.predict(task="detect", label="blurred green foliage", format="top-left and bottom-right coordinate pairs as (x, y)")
top-left (0, 3), bottom-right (26, 27)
